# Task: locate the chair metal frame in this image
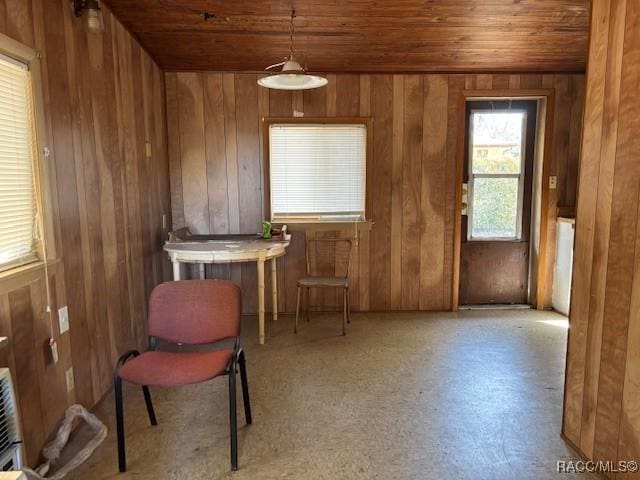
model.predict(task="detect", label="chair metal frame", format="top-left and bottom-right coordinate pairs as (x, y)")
top-left (114, 336), bottom-right (252, 473)
top-left (295, 238), bottom-right (353, 335)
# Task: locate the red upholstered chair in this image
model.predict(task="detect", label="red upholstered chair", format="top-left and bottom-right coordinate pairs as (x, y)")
top-left (114, 280), bottom-right (252, 473)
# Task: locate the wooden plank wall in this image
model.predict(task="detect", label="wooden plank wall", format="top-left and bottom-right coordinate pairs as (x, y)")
top-left (166, 72), bottom-right (584, 314)
top-left (563, 1), bottom-right (640, 477)
top-left (0, 0), bottom-right (169, 465)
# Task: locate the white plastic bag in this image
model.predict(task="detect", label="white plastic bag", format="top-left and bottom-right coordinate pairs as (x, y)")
top-left (22, 404), bottom-right (107, 480)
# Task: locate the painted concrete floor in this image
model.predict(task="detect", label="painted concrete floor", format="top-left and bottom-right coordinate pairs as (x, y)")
top-left (66, 309), bottom-right (596, 480)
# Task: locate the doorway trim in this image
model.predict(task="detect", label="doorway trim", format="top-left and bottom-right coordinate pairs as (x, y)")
top-left (451, 89), bottom-right (556, 311)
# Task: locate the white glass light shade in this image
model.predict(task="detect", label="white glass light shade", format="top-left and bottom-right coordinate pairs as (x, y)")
top-left (258, 73), bottom-right (328, 90)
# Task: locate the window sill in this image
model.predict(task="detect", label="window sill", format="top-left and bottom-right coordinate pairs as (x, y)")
top-left (467, 238), bottom-right (525, 243)
top-left (274, 220), bottom-right (373, 233)
top-left (0, 258), bottom-right (61, 295)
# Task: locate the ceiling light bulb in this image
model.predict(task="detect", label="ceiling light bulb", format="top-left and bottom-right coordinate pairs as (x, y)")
top-left (85, 7), bottom-right (104, 33)
top-left (73, 0), bottom-right (104, 33)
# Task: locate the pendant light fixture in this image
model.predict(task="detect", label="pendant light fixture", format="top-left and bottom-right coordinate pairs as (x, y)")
top-left (257, 10), bottom-right (327, 91)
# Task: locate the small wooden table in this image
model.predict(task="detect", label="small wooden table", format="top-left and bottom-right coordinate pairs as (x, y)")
top-left (164, 236), bottom-right (290, 345)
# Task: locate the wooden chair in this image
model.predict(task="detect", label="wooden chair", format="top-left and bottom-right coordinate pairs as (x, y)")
top-left (114, 280), bottom-right (252, 473)
top-left (295, 238), bottom-right (353, 335)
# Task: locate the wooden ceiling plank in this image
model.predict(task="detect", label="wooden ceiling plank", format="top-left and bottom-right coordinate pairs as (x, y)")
top-left (102, 0), bottom-right (589, 73)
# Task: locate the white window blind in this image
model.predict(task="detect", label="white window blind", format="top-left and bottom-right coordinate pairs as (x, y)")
top-left (269, 124), bottom-right (366, 222)
top-left (0, 54), bottom-right (38, 271)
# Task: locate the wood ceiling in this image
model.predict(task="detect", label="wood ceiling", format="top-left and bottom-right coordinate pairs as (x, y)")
top-left (103, 0), bottom-right (590, 73)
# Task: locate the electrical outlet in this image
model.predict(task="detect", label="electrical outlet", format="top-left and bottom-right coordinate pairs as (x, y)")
top-left (145, 141), bottom-right (152, 158)
top-left (549, 175), bottom-right (558, 189)
top-left (66, 367), bottom-right (75, 392)
top-left (58, 306), bottom-right (70, 334)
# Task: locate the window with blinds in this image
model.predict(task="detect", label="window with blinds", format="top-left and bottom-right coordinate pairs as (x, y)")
top-left (0, 53), bottom-right (38, 271)
top-left (269, 123), bottom-right (367, 222)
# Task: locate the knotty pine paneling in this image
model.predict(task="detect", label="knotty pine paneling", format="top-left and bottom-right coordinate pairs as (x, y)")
top-left (0, 0), bottom-right (169, 465)
top-left (166, 72), bottom-right (584, 315)
top-left (563, 1), bottom-right (640, 477)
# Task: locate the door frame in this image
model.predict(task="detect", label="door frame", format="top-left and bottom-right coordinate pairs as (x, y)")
top-left (451, 89), bottom-right (556, 311)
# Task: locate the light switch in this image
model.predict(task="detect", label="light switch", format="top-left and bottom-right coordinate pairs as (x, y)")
top-left (58, 306), bottom-right (69, 334)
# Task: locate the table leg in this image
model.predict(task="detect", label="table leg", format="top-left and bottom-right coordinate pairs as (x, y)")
top-left (198, 263), bottom-right (205, 279)
top-left (271, 258), bottom-right (278, 321)
top-left (257, 258), bottom-right (265, 345)
top-left (172, 260), bottom-right (181, 281)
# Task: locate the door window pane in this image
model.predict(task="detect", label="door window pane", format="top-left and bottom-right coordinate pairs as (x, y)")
top-left (471, 177), bottom-right (519, 239)
top-left (471, 112), bottom-right (523, 174)
top-left (468, 109), bottom-right (526, 241)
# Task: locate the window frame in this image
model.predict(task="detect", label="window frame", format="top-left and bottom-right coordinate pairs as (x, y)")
top-left (467, 108), bottom-right (528, 242)
top-left (262, 117), bottom-right (372, 225)
top-left (0, 33), bottom-right (57, 279)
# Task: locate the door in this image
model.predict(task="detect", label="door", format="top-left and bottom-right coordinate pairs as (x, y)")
top-left (459, 100), bottom-right (538, 305)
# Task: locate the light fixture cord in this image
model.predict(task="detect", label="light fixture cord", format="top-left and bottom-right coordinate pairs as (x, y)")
top-left (25, 73), bottom-right (55, 340)
top-left (289, 9), bottom-right (296, 59)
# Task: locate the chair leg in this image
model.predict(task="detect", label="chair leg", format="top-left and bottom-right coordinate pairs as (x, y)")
top-left (238, 350), bottom-right (252, 425)
top-left (114, 349), bottom-right (146, 473)
top-left (142, 386), bottom-right (157, 426)
top-left (295, 286), bottom-right (301, 333)
top-left (342, 289), bottom-right (347, 336)
top-left (306, 287), bottom-right (311, 322)
top-left (115, 374), bottom-right (126, 473)
top-left (229, 358), bottom-right (238, 471)
top-left (347, 289), bottom-right (351, 324)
